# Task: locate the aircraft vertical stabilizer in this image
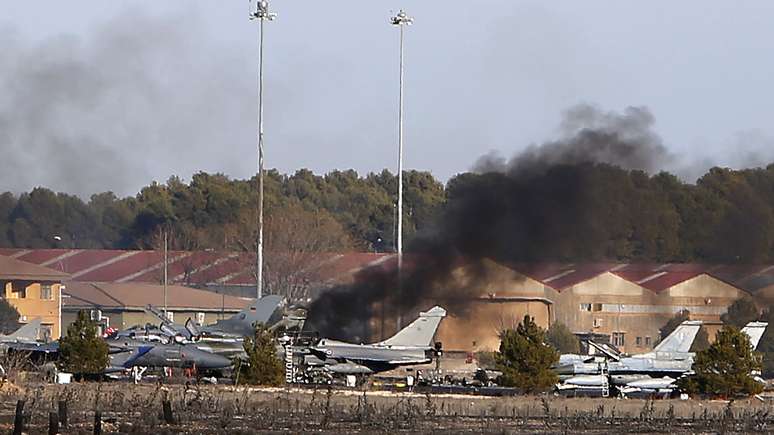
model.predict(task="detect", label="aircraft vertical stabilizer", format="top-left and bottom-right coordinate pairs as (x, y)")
top-left (3, 318), bottom-right (42, 341)
top-left (377, 306), bottom-right (446, 347)
top-left (741, 321), bottom-right (768, 350)
top-left (653, 320), bottom-right (702, 353)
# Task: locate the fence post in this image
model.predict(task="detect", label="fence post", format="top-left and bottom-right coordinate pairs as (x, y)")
top-left (12, 400), bottom-right (25, 435)
top-left (163, 400), bottom-right (175, 425)
top-left (93, 410), bottom-right (102, 435)
top-left (48, 411), bottom-right (59, 435)
top-left (58, 400), bottom-right (68, 427)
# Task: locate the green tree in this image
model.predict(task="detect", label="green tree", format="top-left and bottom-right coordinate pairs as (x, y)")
top-left (545, 322), bottom-right (580, 354)
top-left (721, 297), bottom-right (759, 328)
top-left (660, 309), bottom-right (690, 341)
top-left (58, 310), bottom-right (109, 374)
top-left (679, 325), bottom-right (763, 397)
top-left (234, 323), bottom-right (283, 386)
top-left (495, 315), bottom-right (559, 392)
top-left (0, 299), bottom-right (20, 335)
top-left (690, 326), bottom-right (711, 353)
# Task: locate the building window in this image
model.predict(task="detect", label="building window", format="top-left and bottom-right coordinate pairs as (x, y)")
top-left (38, 324), bottom-right (53, 342)
top-left (40, 284), bottom-right (53, 300)
top-left (196, 312), bottom-right (206, 325)
top-left (580, 303), bottom-right (592, 311)
top-left (612, 332), bottom-right (625, 347)
top-left (165, 311), bottom-right (174, 322)
top-left (645, 336), bottom-right (652, 347)
top-left (9, 282), bottom-right (26, 299)
top-left (636, 336), bottom-right (642, 346)
top-left (592, 303), bottom-right (603, 312)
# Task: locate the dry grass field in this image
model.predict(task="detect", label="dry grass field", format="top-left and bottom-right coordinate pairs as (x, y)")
top-left (0, 381), bottom-right (771, 433)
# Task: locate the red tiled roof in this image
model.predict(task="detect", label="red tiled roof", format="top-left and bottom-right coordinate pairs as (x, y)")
top-left (0, 249), bottom-right (387, 288)
top-left (505, 262), bottom-right (619, 291)
top-left (6, 249), bottom-right (774, 295)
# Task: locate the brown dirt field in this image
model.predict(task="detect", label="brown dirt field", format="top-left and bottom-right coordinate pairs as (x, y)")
top-left (0, 382), bottom-right (772, 433)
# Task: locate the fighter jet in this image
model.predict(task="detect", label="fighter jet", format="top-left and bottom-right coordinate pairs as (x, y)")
top-left (106, 338), bottom-right (232, 372)
top-left (557, 320), bottom-right (768, 396)
top-left (304, 306), bottom-right (447, 376)
top-left (145, 295), bottom-right (283, 339)
top-left (0, 318), bottom-right (43, 346)
top-left (140, 295), bottom-right (306, 359)
top-left (1, 319), bottom-right (62, 363)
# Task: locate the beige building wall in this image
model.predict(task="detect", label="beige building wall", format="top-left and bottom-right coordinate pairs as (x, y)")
top-left (557, 273), bottom-right (749, 353)
top-left (62, 308), bottom-right (240, 334)
top-left (436, 299), bottom-right (551, 352)
top-left (432, 260), bottom-right (554, 352)
top-left (4, 281), bottom-right (62, 339)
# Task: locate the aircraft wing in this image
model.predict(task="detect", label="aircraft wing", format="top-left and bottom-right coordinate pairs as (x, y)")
top-left (6, 341), bottom-right (59, 354)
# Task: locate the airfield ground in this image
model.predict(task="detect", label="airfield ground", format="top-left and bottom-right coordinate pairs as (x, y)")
top-left (0, 381), bottom-right (772, 433)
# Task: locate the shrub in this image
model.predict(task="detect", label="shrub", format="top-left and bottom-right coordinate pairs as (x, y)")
top-left (58, 310), bottom-right (109, 374)
top-left (679, 325), bottom-right (763, 397)
top-left (234, 323), bottom-right (284, 386)
top-left (495, 315), bottom-right (558, 392)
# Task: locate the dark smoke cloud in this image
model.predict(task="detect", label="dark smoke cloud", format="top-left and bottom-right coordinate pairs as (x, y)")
top-left (474, 104), bottom-right (672, 177)
top-left (0, 10), bottom-right (255, 198)
top-left (309, 104), bottom-right (674, 340)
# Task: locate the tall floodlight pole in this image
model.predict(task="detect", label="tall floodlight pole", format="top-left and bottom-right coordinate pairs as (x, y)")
top-left (391, 10), bottom-right (412, 329)
top-left (163, 229), bottom-right (168, 317)
top-left (251, 1), bottom-right (276, 300)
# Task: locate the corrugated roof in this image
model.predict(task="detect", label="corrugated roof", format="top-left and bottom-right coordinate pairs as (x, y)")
top-left (506, 262), bottom-right (618, 291)
top-left (0, 255), bottom-right (70, 281)
top-left (63, 281), bottom-right (251, 311)
top-left (0, 249), bottom-right (386, 287)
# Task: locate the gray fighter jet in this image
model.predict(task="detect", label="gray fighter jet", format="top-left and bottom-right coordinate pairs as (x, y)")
top-left (557, 320), bottom-right (768, 396)
top-left (145, 295), bottom-right (283, 339)
top-left (0, 318), bottom-right (43, 345)
top-left (305, 306), bottom-right (447, 376)
top-left (106, 338), bottom-right (232, 372)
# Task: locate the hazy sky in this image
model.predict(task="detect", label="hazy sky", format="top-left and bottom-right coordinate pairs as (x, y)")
top-left (3, 1), bottom-right (774, 197)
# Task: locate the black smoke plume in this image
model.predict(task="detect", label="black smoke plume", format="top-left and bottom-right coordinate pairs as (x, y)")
top-left (307, 105), bottom-right (672, 340)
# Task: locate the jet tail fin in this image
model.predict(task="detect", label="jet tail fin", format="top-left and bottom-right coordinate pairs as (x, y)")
top-left (212, 295), bottom-right (283, 336)
top-left (3, 318), bottom-right (41, 341)
top-left (653, 320), bottom-right (703, 353)
top-left (377, 306), bottom-right (447, 347)
top-left (742, 321), bottom-right (768, 350)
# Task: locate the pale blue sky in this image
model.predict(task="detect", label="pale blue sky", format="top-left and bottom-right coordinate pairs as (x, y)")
top-left (3, 1), bottom-right (774, 196)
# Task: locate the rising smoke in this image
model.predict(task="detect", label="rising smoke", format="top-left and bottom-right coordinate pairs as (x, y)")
top-left (308, 104), bottom-right (680, 340)
top-left (0, 10), bottom-right (256, 198)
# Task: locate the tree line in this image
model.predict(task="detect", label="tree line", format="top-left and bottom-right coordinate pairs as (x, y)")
top-left (0, 169), bottom-right (444, 253)
top-left (1, 163), bottom-right (774, 264)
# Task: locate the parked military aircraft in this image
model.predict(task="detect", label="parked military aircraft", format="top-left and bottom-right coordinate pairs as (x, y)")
top-left (0, 318), bottom-right (43, 346)
top-left (138, 295), bottom-right (306, 359)
top-left (144, 295), bottom-right (284, 340)
top-left (106, 338), bottom-right (232, 372)
top-left (556, 320), bottom-right (769, 397)
top-left (303, 306), bottom-right (447, 376)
